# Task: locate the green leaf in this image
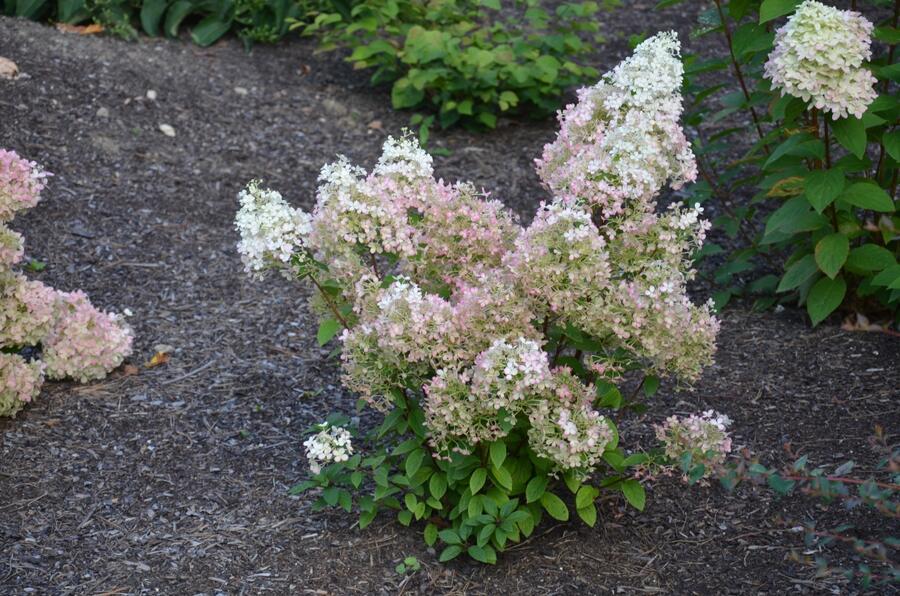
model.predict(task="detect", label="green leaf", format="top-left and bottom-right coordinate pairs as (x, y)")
top-left (804, 169), bottom-right (845, 213)
top-left (621, 479), bottom-right (646, 511)
top-left (429, 473), bottom-right (447, 500)
top-left (807, 276), bottom-right (846, 326)
top-left (190, 16), bottom-right (232, 47)
top-left (480, 0), bottom-right (500, 9)
top-left (842, 182), bottom-right (895, 212)
top-left (316, 319), bottom-right (341, 346)
top-left (424, 523), bottom-right (438, 546)
top-left (467, 544), bottom-right (497, 564)
top-left (777, 253), bottom-right (818, 292)
top-left (140, 0), bottom-right (169, 36)
top-left (577, 503), bottom-right (597, 527)
top-left (575, 486), bottom-right (597, 510)
top-left (540, 492), bottom-right (569, 521)
top-left (830, 116), bottom-right (867, 159)
top-left (15, 0), bottom-right (48, 19)
top-left (642, 375), bottom-right (660, 397)
top-left (163, 0), bottom-right (193, 37)
top-left (439, 545), bottom-right (463, 562)
top-left (439, 529), bottom-right (461, 545)
top-left (814, 233), bottom-right (849, 279)
top-left (405, 449), bottom-right (425, 478)
top-left (359, 508), bottom-right (376, 529)
top-left (489, 442), bottom-right (507, 470)
top-left (470, 468), bottom-right (487, 495)
top-left (845, 244), bottom-right (896, 274)
top-left (391, 78), bottom-right (425, 109)
top-left (883, 130), bottom-right (900, 163)
top-left (525, 476), bottom-right (548, 503)
top-left (759, 0), bottom-right (800, 23)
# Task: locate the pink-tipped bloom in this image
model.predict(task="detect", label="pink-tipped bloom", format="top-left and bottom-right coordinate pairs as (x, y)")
top-left (0, 149), bottom-right (50, 222)
top-left (0, 353), bottom-right (43, 418)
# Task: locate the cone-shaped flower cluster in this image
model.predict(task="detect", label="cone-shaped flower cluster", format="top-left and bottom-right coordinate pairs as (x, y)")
top-left (238, 33), bottom-right (718, 475)
top-left (765, 0), bottom-right (877, 119)
top-left (0, 149), bottom-right (133, 417)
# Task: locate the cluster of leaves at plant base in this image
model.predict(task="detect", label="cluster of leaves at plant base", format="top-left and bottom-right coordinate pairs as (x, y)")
top-left (5, 0), bottom-right (302, 45)
top-left (291, 376), bottom-right (655, 564)
top-left (658, 0), bottom-right (900, 326)
top-left (294, 0), bottom-right (618, 132)
top-left (696, 435), bottom-right (899, 589)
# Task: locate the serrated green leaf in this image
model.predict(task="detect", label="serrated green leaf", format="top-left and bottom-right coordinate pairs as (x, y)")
top-left (777, 253), bottom-right (818, 292)
top-left (804, 169), bottom-right (845, 213)
top-left (814, 233), bottom-right (849, 279)
top-left (807, 276), bottom-right (846, 326)
top-left (316, 319), bottom-right (341, 346)
top-left (830, 116), bottom-right (867, 159)
top-left (759, 0), bottom-right (800, 23)
top-left (843, 182), bottom-right (895, 212)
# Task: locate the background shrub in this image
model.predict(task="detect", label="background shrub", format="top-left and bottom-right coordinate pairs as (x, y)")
top-left (295, 0), bottom-right (619, 131)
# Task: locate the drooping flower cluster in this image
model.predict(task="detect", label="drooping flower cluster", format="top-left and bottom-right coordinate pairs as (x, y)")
top-left (0, 149), bottom-right (133, 417)
top-left (239, 33), bottom-right (720, 475)
top-left (764, 0), bottom-right (877, 119)
top-left (535, 32), bottom-right (697, 219)
top-left (655, 410), bottom-right (733, 478)
top-left (304, 424), bottom-right (354, 474)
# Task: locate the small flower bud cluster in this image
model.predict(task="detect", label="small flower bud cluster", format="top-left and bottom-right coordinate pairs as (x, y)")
top-left (0, 149), bottom-right (133, 417)
top-left (303, 424), bottom-right (354, 474)
top-left (765, 0), bottom-right (877, 119)
top-left (655, 410), bottom-right (733, 478)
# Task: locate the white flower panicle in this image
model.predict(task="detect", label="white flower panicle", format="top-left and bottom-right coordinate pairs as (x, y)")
top-left (303, 424), bottom-right (354, 474)
top-left (373, 133), bottom-right (434, 181)
top-left (235, 181), bottom-right (312, 276)
top-left (536, 32), bottom-right (697, 218)
top-left (765, 0), bottom-right (876, 119)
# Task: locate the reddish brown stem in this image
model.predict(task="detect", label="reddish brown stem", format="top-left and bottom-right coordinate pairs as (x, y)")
top-left (310, 275), bottom-right (349, 328)
top-left (714, 0), bottom-right (769, 153)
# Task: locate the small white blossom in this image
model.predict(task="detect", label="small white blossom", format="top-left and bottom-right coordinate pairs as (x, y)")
top-left (303, 424), bottom-right (354, 474)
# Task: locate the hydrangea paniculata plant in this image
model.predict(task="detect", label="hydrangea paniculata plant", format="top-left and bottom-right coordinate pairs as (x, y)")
top-left (0, 149), bottom-right (134, 417)
top-left (240, 33), bottom-right (726, 563)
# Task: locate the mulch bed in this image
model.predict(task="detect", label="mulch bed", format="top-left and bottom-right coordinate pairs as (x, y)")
top-left (1, 9), bottom-right (898, 594)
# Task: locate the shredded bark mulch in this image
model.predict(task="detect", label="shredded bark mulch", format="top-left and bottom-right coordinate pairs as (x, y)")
top-left (1, 9), bottom-right (898, 594)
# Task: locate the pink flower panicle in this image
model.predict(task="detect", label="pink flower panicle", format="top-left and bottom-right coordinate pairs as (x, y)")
top-left (0, 149), bottom-right (50, 222)
top-left (42, 291), bottom-right (134, 383)
top-left (0, 352), bottom-right (43, 418)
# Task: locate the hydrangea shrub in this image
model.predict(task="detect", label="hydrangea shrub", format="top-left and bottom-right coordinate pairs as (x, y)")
top-left (0, 149), bottom-right (134, 417)
top-left (239, 33), bottom-right (722, 563)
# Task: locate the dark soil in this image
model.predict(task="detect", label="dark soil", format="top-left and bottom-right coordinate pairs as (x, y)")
top-left (1, 9), bottom-right (898, 595)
